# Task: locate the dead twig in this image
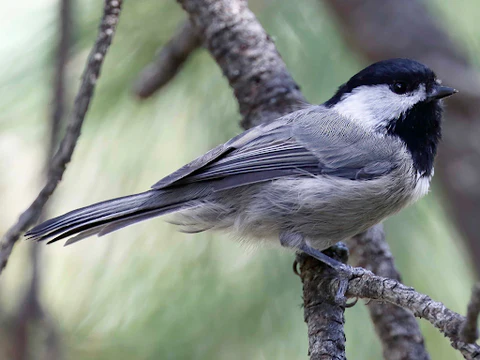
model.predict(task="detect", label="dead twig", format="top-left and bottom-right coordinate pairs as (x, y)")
top-left (461, 283), bottom-right (480, 344)
top-left (344, 265), bottom-right (480, 359)
top-left (11, 0), bottom-right (74, 357)
top-left (0, 0), bottom-right (123, 274)
top-left (49, 0), bottom-right (73, 159)
top-left (347, 225), bottom-right (430, 360)
top-left (133, 20), bottom-right (200, 98)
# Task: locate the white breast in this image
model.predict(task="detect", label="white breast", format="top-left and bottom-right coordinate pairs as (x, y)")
top-left (411, 173), bottom-right (432, 203)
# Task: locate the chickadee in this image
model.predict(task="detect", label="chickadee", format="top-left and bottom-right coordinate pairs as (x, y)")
top-left (26, 58), bottom-right (457, 266)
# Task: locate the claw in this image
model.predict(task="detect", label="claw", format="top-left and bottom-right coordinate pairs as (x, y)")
top-left (292, 259), bottom-right (301, 277)
top-left (345, 297), bottom-right (358, 308)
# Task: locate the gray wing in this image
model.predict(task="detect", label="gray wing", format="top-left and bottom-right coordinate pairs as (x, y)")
top-left (152, 107), bottom-right (401, 191)
top-left (291, 110), bottom-right (401, 179)
top-left (152, 119), bottom-right (294, 189)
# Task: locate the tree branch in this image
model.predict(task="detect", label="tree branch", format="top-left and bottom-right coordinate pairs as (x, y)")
top-left (347, 225), bottom-right (430, 360)
top-left (298, 245), bottom-right (349, 360)
top-left (0, 0), bottom-right (123, 274)
top-left (13, 0), bottom-right (74, 356)
top-left (176, 0), bottom-right (347, 358)
top-left (319, 1), bottom-right (480, 356)
top-left (176, 0), bottom-right (306, 128)
top-left (461, 283), bottom-right (480, 344)
top-left (49, 0), bottom-right (73, 159)
top-left (133, 20), bottom-right (201, 98)
top-left (344, 266), bottom-right (480, 360)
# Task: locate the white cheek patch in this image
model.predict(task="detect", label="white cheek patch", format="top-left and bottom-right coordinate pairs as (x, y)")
top-left (332, 84), bottom-right (427, 131)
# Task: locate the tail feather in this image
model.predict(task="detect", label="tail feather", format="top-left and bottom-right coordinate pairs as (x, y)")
top-left (26, 188), bottom-right (204, 245)
top-left (61, 225), bottom-right (108, 246)
top-left (97, 207), bottom-right (178, 236)
top-left (63, 205), bottom-right (182, 246)
top-left (33, 192), bottom-right (153, 236)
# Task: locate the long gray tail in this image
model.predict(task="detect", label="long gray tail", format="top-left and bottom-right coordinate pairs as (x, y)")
top-left (26, 188), bottom-right (201, 246)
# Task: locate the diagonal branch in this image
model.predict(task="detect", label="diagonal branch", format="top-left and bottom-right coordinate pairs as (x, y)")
top-left (49, 0), bottom-right (73, 159)
top-left (13, 0), bottom-right (74, 356)
top-left (0, 0), bottom-right (123, 274)
top-left (347, 225), bottom-right (430, 360)
top-left (345, 266), bottom-right (480, 360)
top-left (133, 20), bottom-right (201, 98)
top-left (177, 0), bottom-right (306, 128)
top-left (461, 283), bottom-right (480, 344)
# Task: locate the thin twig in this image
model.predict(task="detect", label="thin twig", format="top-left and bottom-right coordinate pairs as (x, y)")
top-left (344, 266), bottom-right (480, 359)
top-left (133, 20), bottom-right (200, 98)
top-left (461, 283), bottom-right (480, 344)
top-left (347, 225), bottom-right (430, 360)
top-left (13, 0), bottom-right (74, 356)
top-left (48, 0), bottom-right (73, 159)
top-left (0, 0), bottom-right (123, 274)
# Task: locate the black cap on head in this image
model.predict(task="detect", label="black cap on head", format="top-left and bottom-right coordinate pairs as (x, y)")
top-left (325, 58), bottom-right (437, 107)
top-left (324, 58), bottom-right (458, 178)
top-left (346, 58), bottom-right (436, 89)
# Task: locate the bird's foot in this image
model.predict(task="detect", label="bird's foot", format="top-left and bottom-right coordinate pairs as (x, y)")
top-left (281, 232), bottom-right (352, 305)
top-left (280, 232), bottom-right (348, 272)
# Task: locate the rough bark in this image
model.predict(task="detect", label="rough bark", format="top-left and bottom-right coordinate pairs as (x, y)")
top-left (344, 265), bottom-right (480, 359)
top-left (177, 0), bottom-right (306, 127)
top-left (298, 245), bottom-right (349, 360)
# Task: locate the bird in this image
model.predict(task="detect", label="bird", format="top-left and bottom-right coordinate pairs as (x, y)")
top-left (26, 58), bottom-right (457, 267)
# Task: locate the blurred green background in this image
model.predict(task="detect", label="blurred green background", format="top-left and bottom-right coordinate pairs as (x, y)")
top-left (0, 0), bottom-right (478, 359)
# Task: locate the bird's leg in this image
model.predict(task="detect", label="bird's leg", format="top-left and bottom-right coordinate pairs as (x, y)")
top-left (281, 232), bottom-right (352, 305)
top-left (279, 232), bottom-right (347, 272)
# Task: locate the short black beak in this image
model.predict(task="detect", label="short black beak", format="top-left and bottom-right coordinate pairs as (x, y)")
top-left (427, 85), bottom-right (458, 101)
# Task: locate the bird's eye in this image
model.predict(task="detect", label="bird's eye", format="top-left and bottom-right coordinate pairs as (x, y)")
top-left (391, 81), bottom-right (408, 95)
